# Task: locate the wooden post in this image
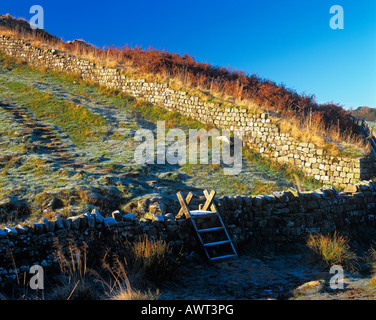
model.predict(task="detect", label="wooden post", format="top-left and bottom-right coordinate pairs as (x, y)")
top-left (202, 189), bottom-right (216, 211)
top-left (176, 191), bottom-right (193, 219)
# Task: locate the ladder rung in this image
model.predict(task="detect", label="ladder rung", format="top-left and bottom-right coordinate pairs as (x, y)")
top-left (190, 210), bottom-right (217, 217)
top-left (203, 240), bottom-right (231, 247)
top-left (191, 214), bottom-right (217, 220)
top-left (209, 254), bottom-right (237, 260)
top-left (198, 227), bottom-right (224, 233)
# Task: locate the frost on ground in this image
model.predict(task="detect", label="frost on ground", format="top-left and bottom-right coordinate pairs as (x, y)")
top-left (0, 62), bottom-right (299, 226)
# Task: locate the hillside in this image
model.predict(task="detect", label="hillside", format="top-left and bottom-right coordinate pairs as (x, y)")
top-left (0, 14), bottom-right (373, 226)
top-left (0, 52), bottom-right (321, 227)
top-left (0, 14), bottom-right (360, 144)
top-left (1, 12), bottom-right (376, 303)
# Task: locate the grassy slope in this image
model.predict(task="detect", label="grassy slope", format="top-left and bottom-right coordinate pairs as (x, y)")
top-left (0, 52), bottom-right (322, 226)
top-left (0, 15), bottom-right (368, 158)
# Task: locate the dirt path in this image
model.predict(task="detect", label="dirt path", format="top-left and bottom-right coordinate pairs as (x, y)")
top-left (158, 247), bottom-right (376, 300)
top-left (159, 247), bottom-right (315, 300)
top-left (0, 101), bottom-right (116, 176)
top-left (0, 102), bottom-right (81, 166)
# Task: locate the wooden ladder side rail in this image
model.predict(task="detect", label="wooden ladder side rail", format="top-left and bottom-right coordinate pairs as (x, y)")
top-left (191, 217), bottom-right (212, 260)
top-left (176, 189), bottom-right (237, 260)
top-left (203, 189), bottom-right (238, 257)
top-left (176, 191), bottom-right (212, 259)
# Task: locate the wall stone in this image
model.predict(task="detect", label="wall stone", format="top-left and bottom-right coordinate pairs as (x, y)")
top-left (1, 35), bottom-right (376, 284)
top-left (1, 180), bottom-right (376, 283)
top-left (0, 35), bottom-right (375, 187)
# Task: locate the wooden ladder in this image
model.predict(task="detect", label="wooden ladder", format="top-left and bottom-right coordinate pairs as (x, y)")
top-left (176, 189), bottom-right (237, 261)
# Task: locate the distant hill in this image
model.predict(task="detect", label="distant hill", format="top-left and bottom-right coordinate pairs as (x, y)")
top-left (351, 106), bottom-right (376, 122)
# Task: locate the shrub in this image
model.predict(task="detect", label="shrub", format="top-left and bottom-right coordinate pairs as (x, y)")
top-left (306, 231), bottom-right (358, 271)
top-left (367, 244), bottom-right (376, 274)
top-left (50, 242), bottom-right (102, 300)
top-left (111, 284), bottom-right (159, 300)
top-left (369, 276), bottom-right (376, 288)
top-left (131, 235), bottom-right (174, 282)
top-left (109, 270), bottom-right (160, 300)
top-left (101, 254), bottom-right (160, 300)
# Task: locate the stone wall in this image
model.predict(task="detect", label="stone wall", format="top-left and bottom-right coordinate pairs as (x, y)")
top-left (0, 35), bottom-right (375, 187)
top-left (1, 180), bottom-right (376, 282)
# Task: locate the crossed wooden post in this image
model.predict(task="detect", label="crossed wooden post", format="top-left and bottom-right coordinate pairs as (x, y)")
top-left (175, 189), bottom-right (237, 260)
top-left (176, 189), bottom-right (216, 219)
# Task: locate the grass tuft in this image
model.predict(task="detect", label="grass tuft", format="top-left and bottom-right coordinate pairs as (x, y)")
top-left (101, 254), bottom-right (160, 300)
top-left (131, 235), bottom-right (174, 283)
top-left (306, 231), bottom-right (358, 271)
top-left (50, 242), bottom-right (102, 300)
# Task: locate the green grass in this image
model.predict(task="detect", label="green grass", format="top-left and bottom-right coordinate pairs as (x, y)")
top-left (1, 80), bottom-right (107, 146)
top-left (96, 86), bottom-right (210, 131)
top-left (19, 155), bottom-right (51, 176)
top-left (0, 52), bottom-right (26, 71)
top-left (0, 50), bottom-right (325, 226)
top-left (22, 63), bottom-right (209, 132)
top-left (243, 149), bottom-right (323, 191)
top-left (0, 52), bottom-right (327, 193)
top-left (72, 76), bottom-right (320, 194)
top-left (368, 121), bottom-right (376, 130)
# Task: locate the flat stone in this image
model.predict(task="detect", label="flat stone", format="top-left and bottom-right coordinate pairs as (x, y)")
top-left (42, 217), bottom-right (55, 232)
top-left (15, 224), bottom-right (29, 235)
top-left (4, 227), bottom-right (17, 237)
top-left (83, 212), bottom-right (95, 228)
top-left (123, 213), bottom-right (135, 221)
top-left (33, 223), bottom-right (44, 234)
top-left (91, 209), bottom-right (104, 223)
top-left (0, 229), bottom-right (6, 239)
top-left (68, 216), bottom-right (80, 229)
top-left (152, 214), bottom-right (165, 222)
top-left (55, 216), bottom-right (64, 229)
top-left (112, 210), bottom-right (122, 221)
top-left (104, 217), bottom-right (118, 226)
top-left (165, 213), bottom-right (174, 220)
top-left (343, 185), bottom-right (358, 194)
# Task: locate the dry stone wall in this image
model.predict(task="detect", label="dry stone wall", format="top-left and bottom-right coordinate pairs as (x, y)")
top-left (1, 180), bottom-right (376, 283)
top-left (0, 35), bottom-right (375, 187)
top-left (1, 35), bottom-right (376, 282)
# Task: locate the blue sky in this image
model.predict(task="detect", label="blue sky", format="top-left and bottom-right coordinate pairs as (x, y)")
top-left (2, 0), bottom-right (376, 109)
